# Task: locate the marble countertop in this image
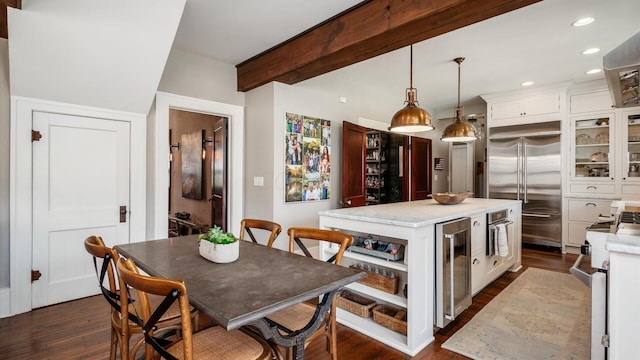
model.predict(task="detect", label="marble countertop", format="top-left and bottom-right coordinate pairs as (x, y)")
top-left (319, 198), bottom-right (520, 228)
top-left (606, 233), bottom-right (640, 255)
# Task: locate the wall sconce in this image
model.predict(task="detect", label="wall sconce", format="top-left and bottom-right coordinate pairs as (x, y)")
top-left (202, 137), bottom-right (213, 160)
top-left (169, 142), bottom-right (180, 162)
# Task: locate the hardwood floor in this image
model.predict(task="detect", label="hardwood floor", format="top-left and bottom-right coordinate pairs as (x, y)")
top-left (0, 248), bottom-right (580, 359)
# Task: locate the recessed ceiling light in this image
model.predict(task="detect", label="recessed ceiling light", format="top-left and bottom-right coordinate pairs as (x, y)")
top-left (582, 48), bottom-right (601, 55)
top-left (587, 68), bottom-right (602, 74)
top-left (521, 81), bottom-right (534, 87)
top-left (572, 17), bottom-right (595, 27)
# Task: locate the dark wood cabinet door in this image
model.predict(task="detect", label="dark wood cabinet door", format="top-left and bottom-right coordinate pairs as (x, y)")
top-left (411, 136), bottom-right (432, 200)
top-left (211, 117), bottom-right (228, 230)
top-left (342, 122), bottom-right (366, 207)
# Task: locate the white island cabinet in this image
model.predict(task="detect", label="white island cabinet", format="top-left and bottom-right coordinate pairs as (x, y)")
top-left (318, 198), bottom-right (521, 356)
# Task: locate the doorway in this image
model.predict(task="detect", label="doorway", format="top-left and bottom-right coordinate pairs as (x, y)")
top-left (169, 109), bottom-right (228, 232)
top-left (153, 92), bottom-right (245, 240)
top-left (449, 142), bottom-right (474, 193)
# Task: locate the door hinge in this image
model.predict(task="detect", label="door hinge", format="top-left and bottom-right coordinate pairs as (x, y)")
top-left (601, 334), bottom-right (609, 348)
top-left (32, 130), bottom-right (42, 142)
top-left (31, 269), bottom-right (42, 282)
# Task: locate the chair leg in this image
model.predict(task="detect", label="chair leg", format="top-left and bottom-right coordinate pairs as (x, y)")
top-left (109, 327), bottom-right (117, 360)
top-left (329, 319), bottom-right (338, 360)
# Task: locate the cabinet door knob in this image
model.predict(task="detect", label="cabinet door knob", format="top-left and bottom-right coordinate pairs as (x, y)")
top-left (473, 258), bottom-right (480, 265)
top-left (473, 221), bottom-right (481, 227)
top-left (493, 260), bottom-right (498, 266)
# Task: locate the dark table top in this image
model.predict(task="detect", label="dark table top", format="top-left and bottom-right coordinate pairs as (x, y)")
top-left (116, 235), bottom-right (365, 330)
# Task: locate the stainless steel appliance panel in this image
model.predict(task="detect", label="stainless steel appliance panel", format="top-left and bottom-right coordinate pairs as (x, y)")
top-left (435, 217), bottom-right (472, 328)
top-left (488, 122), bottom-right (562, 249)
top-left (487, 137), bottom-right (521, 201)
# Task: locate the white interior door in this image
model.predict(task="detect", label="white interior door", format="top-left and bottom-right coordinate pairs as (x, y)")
top-left (31, 111), bottom-right (130, 308)
top-left (450, 143), bottom-right (474, 193)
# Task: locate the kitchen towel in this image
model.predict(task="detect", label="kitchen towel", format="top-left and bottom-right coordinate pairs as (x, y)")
top-left (496, 223), bottom-right (508, 257)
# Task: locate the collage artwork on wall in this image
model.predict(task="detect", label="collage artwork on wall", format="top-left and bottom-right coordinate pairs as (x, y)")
top-left (285, 112), bottom-right (331, 203)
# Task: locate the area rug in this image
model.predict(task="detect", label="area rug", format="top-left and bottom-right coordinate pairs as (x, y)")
top-left (442, 267), bottom-right (590, 360)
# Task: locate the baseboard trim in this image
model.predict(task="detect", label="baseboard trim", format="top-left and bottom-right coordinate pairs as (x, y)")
top-left (0, 287), bottom-right (10, 318)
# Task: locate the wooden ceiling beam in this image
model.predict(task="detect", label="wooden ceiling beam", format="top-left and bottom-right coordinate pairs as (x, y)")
top-left (236, 0), bottom-right (540, 92)
top-left (0, 0), bottom-right (22, 39)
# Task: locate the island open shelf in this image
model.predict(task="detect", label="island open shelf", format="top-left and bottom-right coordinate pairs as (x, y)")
top-left (319, 198), bottom-right (521, 356)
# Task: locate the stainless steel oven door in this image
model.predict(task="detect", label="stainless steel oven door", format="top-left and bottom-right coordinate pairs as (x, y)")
top-left (570, 253), bottom-right (608, 360)
top-left (435, 217), bottom-right (472, 328)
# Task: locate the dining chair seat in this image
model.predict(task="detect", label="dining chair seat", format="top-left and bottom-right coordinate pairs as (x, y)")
top-left (166, 326), bottom-right (271, 359)
top-left (266, 302), bottom-right (327, 336)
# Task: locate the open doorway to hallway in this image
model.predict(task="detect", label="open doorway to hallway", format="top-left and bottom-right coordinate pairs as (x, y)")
top-left (168, 109), bottom-right (228, 234)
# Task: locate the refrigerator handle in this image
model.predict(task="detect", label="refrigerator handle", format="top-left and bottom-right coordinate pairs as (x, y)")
top-left (516, 142), bottom-right (522, 201)
top-left (523, 142), bottom-right (528, 204)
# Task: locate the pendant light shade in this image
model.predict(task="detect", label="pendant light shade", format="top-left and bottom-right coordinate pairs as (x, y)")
top-left (441, 57), bottom-right (478, 142)
top-left (389, 45), bottom-right (434, 133)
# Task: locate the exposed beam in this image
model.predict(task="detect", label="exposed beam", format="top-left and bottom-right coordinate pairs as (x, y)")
top-left (236, 0), bottom-right (540, 92)
top-left (0, 0), bottom-right (22, 38)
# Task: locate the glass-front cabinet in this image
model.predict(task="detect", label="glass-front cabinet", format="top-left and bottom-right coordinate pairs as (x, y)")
top-left (571, 113), bottom-right (615, 182)
top-left (621, 111), bottom-right (640, 195)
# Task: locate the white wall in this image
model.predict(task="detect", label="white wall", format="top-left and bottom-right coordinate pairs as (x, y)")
top-left (0, 39), bottom-right (10, 291)
top-left (8, 0), bottom-right (185, 114)
top-left (244, 84), bottom-right (276, 222)
top-left (159, 48), bottom-right (244, 107)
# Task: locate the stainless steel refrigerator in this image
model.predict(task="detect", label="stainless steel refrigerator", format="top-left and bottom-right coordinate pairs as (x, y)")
top-left (487, 121), bottom-right (562, 249)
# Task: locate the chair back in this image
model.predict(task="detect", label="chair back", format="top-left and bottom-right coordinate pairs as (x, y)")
top-left (84, 236), bottom-right (122, 313)
top-left (287, 227), bottom-right (353, 265)
top-left (117, 257), bottom-right (194, 360)
top-left (240, 219), bottom-right (282, 247)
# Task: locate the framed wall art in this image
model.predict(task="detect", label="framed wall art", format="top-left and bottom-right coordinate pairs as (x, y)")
top-left (181, 129), bottom-right (204, 200)
top-left (285, 112), bottom-right (331, 203)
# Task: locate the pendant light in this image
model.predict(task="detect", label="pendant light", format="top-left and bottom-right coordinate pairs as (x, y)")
top-left (441, 57), bottom-right (478, 142)
top-left (389, 45), bottom-right (434, 133)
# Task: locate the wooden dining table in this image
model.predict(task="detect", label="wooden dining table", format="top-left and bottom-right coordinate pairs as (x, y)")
top-left (115, 235), bottom-right (365, 360)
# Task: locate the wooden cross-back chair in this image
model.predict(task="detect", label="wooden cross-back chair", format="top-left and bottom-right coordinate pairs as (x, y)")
top-left (239, 218), bottom-right (282, 247)
top-left (84, 236), bottom-right (193, 360)
top-left (116, 257), bottom-right (273, 360)
top-left (265, 227), bottom-right (354, 360)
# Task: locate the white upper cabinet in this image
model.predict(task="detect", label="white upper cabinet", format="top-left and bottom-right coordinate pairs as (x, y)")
top-left (482, 85), bottom-right (568, 128)
top-left (570, 90), bottom-right (614, 114)
top-left (490, 94), bottom-right (561, 124)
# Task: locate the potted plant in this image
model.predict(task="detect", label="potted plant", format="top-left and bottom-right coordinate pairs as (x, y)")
top-left (198, 226), bottom-right (239, 263)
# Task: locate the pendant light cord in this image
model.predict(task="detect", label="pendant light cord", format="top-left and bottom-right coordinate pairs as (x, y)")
top-left (410, 45), bottom-right (413, 89)
top-left (457, 60), bottom-right (461, 109)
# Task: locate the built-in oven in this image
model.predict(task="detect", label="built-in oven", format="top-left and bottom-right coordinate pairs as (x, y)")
top-left (570, 222), bottom-right (609, 360)
top-left (435, 217), bottom-right (472, 328)
top-left (487, 209), bottom-right (513, 256)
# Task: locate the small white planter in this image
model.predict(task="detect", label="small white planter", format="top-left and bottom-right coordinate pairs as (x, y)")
top-left (199, 240), bottom-right (239, 263)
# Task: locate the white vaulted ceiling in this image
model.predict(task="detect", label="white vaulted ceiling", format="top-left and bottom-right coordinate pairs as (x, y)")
top-left (8, 0), bottom-right (186, 114)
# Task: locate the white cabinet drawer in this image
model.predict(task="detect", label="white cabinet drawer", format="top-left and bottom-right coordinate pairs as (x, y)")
top-left (567, 221), bottom-right (591, 247)
top-left (568, 199), bottom-right (611, 221)
top-left (570, 183), bottom-right (616, 195)
top-left (570, 91), bottom-right (613, 114)
top-left (621, 184), bottom-right (640, 197)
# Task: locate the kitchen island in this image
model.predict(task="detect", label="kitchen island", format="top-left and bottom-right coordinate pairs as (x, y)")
top-left (318, 198), bottom-right (522, 356)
